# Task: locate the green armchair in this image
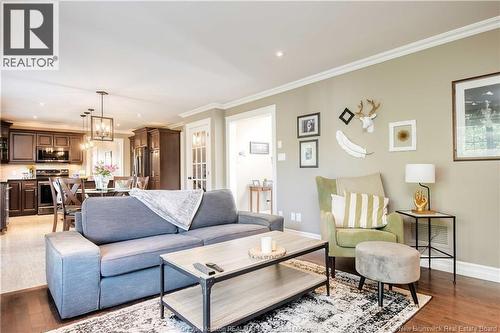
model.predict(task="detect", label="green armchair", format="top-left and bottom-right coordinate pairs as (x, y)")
top-left (315, 175), bottom-right (404, 277)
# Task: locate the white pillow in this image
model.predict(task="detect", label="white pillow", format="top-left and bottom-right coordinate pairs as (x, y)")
top-left (331, 194), bottom-right (345, 227)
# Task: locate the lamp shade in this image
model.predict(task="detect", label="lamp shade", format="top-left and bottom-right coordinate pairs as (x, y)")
top-left (405, 164), bottom-right (435, 183)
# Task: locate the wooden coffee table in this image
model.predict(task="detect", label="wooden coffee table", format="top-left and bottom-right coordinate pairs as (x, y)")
top-left (159, 230), bottom-right (329, 332)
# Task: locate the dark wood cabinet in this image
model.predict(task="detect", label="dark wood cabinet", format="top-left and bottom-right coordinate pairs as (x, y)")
top-left (7, 181), bottom-right (22, 216)
top-left (10, 132), bottom-right (36, 163)
top-left (21, 181), bottom-right (37, 215)
top-left (8, 129), bottom-right (83, 164)
top-left (37, 133), bottom-right (53, 146)
top-left (8, 180), bottom-right (38, 216)
top-left (69, 136), bottom-right (83, 163)
top-left (130, 127), bottom-right (180, 190)
top-left (54, 135), bottom-right (70, 147)
top-left (0, 121), bottom-right (12, 163)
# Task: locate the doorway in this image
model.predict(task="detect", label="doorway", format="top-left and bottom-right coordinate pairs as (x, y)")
top-left (226, 105), bottom-right (276, 213)
top-left (185, 118), bottom-right (211, 191)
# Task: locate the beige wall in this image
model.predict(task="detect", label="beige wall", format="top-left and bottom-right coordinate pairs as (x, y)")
top-left (206, 30), bottom-right (499, 268)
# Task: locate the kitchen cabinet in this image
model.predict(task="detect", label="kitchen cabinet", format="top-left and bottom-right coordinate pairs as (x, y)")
top-left (54, 135), bottom-right (70, 147)
top-left (8, 180), bottom-right (37, 216)
top-left (8, 129), bottom-right (83, 164)
top-left (7, 181), bottom-right (22, 216)
top-left (133, 128), bottom-right (149, 148)
top-left (149, 149), bottom-right (161, 189)
top-left (148, 128), bottom-right (180, 190)
top-left (37, 133), bottom-right (53, 146)
top-left (69, 136), bottom-right (83, 163)
top-left (10, 132), bottom-right (36, 163)
top-left (0, 121), bottom-right (12, 163)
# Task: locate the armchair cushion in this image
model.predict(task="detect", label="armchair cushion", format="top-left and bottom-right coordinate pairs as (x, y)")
top-left (336, 228), bottom-right (397, 248)
top-left (315, 176), bottom-right (338, 212)
top-left (336, 173), bottom-right (385, 197)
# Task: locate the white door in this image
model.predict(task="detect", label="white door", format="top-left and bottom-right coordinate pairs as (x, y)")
top-left (185, 119), bottom-right (211, 191)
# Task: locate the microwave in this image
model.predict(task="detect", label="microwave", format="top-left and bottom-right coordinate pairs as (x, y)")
top-left (37, 147), bottom-right (70, 162)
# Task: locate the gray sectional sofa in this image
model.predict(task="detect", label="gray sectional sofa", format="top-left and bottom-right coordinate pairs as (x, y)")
top-left (45, 189), bottom-right (283, 319)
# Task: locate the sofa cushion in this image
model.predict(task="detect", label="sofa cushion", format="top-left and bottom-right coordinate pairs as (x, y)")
top-left (184, 223), bottom-right (269, 245)
top-left (100, 234), bottom-right (203, 277)
top-left (336, 228), bottom-right (396, 248)
top-left (82, 197), bottom-right (178, 245)
top-left (189, 189), bottom-right (238, 230)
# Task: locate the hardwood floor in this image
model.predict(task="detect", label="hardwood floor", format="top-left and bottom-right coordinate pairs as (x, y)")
top-left (1, 253), bottom-right (499, 333)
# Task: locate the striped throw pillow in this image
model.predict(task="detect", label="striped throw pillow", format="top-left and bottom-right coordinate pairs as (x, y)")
top-left (343, 191), bottom-right (389, 229)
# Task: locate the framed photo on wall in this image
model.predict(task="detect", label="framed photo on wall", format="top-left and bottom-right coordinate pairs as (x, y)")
top-left (453, 72), bottom-right (500, 161)
top-left (297, 112), bottom-right (320, 138)
top-left (389, 120), bottom-right (416, 152)
top-left (299, 139), bottom-right (318, 168)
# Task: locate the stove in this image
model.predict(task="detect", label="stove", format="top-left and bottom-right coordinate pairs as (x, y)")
top-left (36, 169), bottom-right (69, 215)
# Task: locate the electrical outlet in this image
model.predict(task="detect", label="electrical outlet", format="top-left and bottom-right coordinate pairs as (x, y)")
top-left (290, 212), bottom-right (296, 221)
top-left (278, 153), bottom-right (286, 161)
top-left (278, 211), bottom-right (283, 216)
top-left (296, 213), bottom-right (302, 222)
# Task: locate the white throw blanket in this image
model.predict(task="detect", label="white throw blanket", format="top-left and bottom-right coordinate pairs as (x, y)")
top-left (129, 189), bottom-right (204, 230)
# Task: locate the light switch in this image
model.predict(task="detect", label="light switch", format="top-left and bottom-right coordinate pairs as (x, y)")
top-left (278, 153), bottom-right (286, 161)
top-left (277, 140), bottom-right (282, 149)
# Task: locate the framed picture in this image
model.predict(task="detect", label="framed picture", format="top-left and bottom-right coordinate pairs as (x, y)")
top-left (339, 108), bottom-right (355, 125)
top-left (452, 72), bottom-right (500, 161)
top-left (389, 120), bottom-right (416, 152)
top-left (249, 142), bottom-right (269, 154)
top-left (104, 151), bottom-right (113, 164)
top-left (297, 112), bottom-right (320, 138)
top-left (299, 139), bottom-right (318, 168)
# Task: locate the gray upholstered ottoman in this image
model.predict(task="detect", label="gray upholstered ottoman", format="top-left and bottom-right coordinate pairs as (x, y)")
top-left (355, 241), bottom-right (420, 307)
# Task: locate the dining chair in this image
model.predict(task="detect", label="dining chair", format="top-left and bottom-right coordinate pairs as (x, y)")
top-left (49, 177), bottom-right (63, 232)
top-left (135, 176), bottom-right (149, 190)
top-left (114, 176), bottom-right (134, 189)
top-left (57, 178), bottom-right (85, 231)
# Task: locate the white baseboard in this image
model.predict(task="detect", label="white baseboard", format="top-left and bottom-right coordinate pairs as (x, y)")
top-left (284, 228), bottom-right (500, 283)
top-left (420, 259), bottom-right (500, 283)
top-left (284, 228), bottom-right (321, 240)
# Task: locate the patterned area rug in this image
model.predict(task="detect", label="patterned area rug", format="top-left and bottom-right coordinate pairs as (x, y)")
top-left (48, 260), bottom-right (431, 333)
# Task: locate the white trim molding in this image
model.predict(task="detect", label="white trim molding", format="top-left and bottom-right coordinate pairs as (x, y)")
top-left (180, 16), bottom-right (500, 118)
top-left (179, 103), bottom-right (224, 118)
top-left (284, 228), bottom-right (500, 283)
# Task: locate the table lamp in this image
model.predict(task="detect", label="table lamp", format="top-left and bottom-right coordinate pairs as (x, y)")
top-left (405, 164), bottom-right (435, 213)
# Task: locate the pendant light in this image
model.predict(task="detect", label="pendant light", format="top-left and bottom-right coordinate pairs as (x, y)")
top-left (84, 109), bottom-right (95, 149)
top-left (91, 91), bottom-right (114, 141)
top-left (80, 114), bottom-right (87, 150)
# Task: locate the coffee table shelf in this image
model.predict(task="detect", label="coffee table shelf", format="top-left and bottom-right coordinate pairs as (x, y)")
top-left (163, 263), bottom-right (326, 331)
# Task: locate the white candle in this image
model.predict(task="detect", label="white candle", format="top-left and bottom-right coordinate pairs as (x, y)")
top-left (272, 240), bottom-right (277, 251)
top-left (261, 236), bottom-right (272, 254)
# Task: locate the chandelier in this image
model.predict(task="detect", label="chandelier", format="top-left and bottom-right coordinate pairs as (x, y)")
top-left (80, 109), bottom-right (95, 150)
top-left (91, 90), bottom-right (114, 141)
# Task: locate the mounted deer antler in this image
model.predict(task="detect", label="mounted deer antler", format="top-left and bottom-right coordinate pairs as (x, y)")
top-left (355, 100), bottom-right (365, 118)
top-left (366, 99), bottom-right (381, 117)
top-left (353, 98), bottom-right (381, 133)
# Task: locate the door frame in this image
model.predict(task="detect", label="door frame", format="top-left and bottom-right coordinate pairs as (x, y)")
top-left (225, 105), bottom-right (277, 213)
top-left (185, 117), bottom-right (212, 191)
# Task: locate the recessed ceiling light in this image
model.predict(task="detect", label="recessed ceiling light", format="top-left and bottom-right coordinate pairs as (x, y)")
top-left (275, 51), bottom-right (284, 58)
top-left (33, 115), bottom-right (38, 119)
top-left (39, 102), bottom-right (45, 107)
top-left (137, 113), bottom-right (142, 118)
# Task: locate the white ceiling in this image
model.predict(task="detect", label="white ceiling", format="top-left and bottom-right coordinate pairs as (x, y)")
top-left (1, 1), bottom-right (499, 132)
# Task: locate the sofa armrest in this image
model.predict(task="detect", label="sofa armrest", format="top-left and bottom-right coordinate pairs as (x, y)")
top-left (381, 212), bottom-right (405, 243)
top-left (45, 231), bottom-right (100, 318)
top-left (237, 211), bottom-right (284, 231)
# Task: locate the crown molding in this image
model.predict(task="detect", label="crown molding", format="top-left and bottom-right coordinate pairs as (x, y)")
top-left (180, 16), bottom-right (500, 117)
top-left (179, 102), bottom-right (224, 118)
top-left (168, 121), bottom-right (185, 129)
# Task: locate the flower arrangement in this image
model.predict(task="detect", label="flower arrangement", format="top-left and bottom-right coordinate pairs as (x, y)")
top-left (93, 162), bottom-right (118, 177)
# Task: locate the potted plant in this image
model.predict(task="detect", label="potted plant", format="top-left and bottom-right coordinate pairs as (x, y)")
top-left (93, 162), bottom-right (118, 190)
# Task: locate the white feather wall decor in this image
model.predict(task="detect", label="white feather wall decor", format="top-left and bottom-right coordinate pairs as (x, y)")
top-left (336, 130), bottom-right (371, 158)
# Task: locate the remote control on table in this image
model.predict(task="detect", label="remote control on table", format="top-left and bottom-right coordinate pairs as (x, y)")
top-left (193, 263), bottom-right (215, 276)
top-left (206, 262), bottom-right (224, 273)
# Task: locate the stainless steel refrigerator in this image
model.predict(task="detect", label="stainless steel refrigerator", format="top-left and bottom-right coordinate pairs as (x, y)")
top-left (132, 147), bottom-right (149, 177)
